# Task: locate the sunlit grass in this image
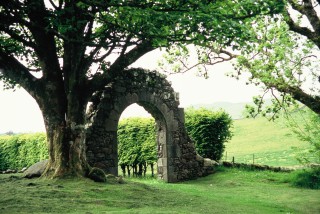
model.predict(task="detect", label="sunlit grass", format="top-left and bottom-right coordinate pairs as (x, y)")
top-left (225, 117), bottom-right (309, 167)
top-left (0, 167), bottom-right (319, 214)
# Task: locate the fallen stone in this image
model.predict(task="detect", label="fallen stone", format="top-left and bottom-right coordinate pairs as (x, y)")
top-left (203, 158), bottom-right (218, 167)
top-left (24, 160), bottom-right (48, 179)
top-left (5, 169), bottom-right (17, 174)
top-left (310, 163), bottom-right (320, 169)
top-left (116, 176), bottom-right (125, 184)
top-left (88, 167), bottom-right (106, 182)
top-left (196, 154), bottom-right (204, 162)
top-left (19, 167), bottom-right (28, 173)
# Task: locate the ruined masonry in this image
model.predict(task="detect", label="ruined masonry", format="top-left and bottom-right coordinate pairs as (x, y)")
top-left (86, 68), bottom-right (214, 182)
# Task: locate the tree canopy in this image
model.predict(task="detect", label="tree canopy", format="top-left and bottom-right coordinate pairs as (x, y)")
top-left (160, 0), bottom-right (319, 117)
top-left (235, 0), bottom-right (320, 118)
top-left (0, 0), bottom-right (284, 178)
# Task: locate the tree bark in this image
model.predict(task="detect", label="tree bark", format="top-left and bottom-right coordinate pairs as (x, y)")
top-left (42, 120), bottom-right (89, 178)
top-left (127, 165), bottom-right (131, 177)
top-left (151, 163), bottom-right (154, 177)
top-left (35, 81), bottom-right (90, 178)
top-left (120, 164), bottom-right (126, 177)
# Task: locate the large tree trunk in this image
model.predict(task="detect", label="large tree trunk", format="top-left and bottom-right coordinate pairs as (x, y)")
top-left (36, 85), bottom-right (90, 178)
top-left (43, 122), bottom-right (89, 178)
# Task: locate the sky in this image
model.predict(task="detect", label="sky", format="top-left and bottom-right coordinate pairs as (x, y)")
top-left (0, 49), bottom-right (263, 133)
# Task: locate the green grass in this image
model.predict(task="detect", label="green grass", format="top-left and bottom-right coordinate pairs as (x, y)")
top-left (1, 113), bottom-right (318, 213)
top-left (224, 117), bottom-right (310, 167)
top-left (0, 167), bottom-right (319, 214)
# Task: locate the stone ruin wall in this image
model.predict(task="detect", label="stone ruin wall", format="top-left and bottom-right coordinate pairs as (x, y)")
top-left (86, 68), bottom-right (214, 182)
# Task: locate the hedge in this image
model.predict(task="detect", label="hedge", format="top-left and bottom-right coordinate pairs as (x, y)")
top-left (185, 108), bottom-right (233, 161)
top-left (0, 133), bottom-right (48, 171)
top-left (0, 108), bottom-right (233, 171)
top-left (117, 117), bottom-right (157, 176)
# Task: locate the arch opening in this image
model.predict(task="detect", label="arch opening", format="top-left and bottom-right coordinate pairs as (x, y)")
top-left (117, 103), bottom-right (168, 180)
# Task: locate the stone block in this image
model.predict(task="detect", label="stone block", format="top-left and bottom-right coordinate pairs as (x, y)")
top-left (138, 91), bottom-right (148, 101)
top-left (203, 158), bottom-right (218, 167)
top-left (161, 166), bottom-right (168, 182)
top-left (116, 96), bottom-right (130, 108)
top-left (167, 144), bottom-right (181, 158)
top-left (126, 93), bottom-right (139, 104)
top-left (24, 160), bottom-right (48, 178)
top-left (104, 119), bottom-right (117, 131)
top-left (96, 153), bottom-right (105, 159)
top-left (177, 108), bottom-right (185, 123)
top-left (114, 86), bottom-right (126, 93)
top-left (157, 158), bottom-right (168, 167)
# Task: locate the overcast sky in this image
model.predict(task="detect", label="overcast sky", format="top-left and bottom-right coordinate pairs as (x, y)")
top-left (0, 49), bottom-right (262, 133)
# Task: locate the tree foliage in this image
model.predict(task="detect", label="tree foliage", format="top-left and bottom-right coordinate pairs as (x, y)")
top-left (234, 0), bottom-right (320, 117)
top-left (287, 108), bottom-right (320, 165)
top-left (0, 0), bottom-right (284, 178)
top-left (235, 15), bottom-right (320, 119)
top-left (185, 108), bottom-right (233, 161)
top-left (159, 1), bottom-right (320, 118)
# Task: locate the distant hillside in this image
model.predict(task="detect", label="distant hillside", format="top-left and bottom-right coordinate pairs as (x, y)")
top-left (224, 117), bottom-right (309, 167)
top-left (188, 102), bottom-right (311, 167)
top-left (188, 102), bottom-right (249, 119)
top-left (189, 100), bottom-right (273, 119)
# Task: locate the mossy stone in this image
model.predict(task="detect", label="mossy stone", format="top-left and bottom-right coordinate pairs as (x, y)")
top-left (88, 167), bottom-right (106, 182)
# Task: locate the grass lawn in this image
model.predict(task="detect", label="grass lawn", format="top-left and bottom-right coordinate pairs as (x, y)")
top-left (0, 167), bottom-right (319, 214)
top-left (225, 117), bottom-right (310, 167)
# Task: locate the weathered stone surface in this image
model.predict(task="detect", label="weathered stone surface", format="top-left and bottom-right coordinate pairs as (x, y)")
top-left (4, 169), bottom-right (17, 174)
top-left (24, 160), bottom-right (48, 178)
top-left (86, 68), bottom-right (214, 182)
top-left (196, 154), bottom-right (204, 162)
top-left (88, 167), bottom-right (106, 182)
top-left (19, 167), bottom-right (28, 173)
top-left (222, 161), bottom-right (293, 172)
top-left (203, 158), bottom-right (218, 167)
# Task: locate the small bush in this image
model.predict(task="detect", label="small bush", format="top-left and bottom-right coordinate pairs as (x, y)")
top-left (292, 168), bottom-right (320, 189)
top-left (185, 108), bottom-right (233, 161)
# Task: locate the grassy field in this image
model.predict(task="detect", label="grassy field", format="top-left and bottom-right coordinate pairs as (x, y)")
top-left (224, 117), bottom-right (309, 167)
top-left (1, 116), bottom-right (319, 213)
top-left (0, 167), bottom-right (319, 214)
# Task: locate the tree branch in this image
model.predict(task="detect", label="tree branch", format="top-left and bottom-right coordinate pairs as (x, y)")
top-left (302, 0), bottom-right (320, 33)
top-left (92, 43), bottom-right (117, 63)
top-left (286, 1), bottom-right (320, 48)
top-left (48, 0), bottom-right (59, 10)
top-left (287, 86), bottom-right (320, 115)
top-left (288, 0), bottom-right (305, 15)
top-left (263, 79), bottom-right (320, 115)
top-left (0, 51), bottom-right (43, 96)
top-left (1, 28), bottom-right (36, 49)
top-left (109, 40), bottom-right (154, 74)
top-left (87, 40), bottom-right (154, 95)
top-left (25, 0), bottom-right (61, 80)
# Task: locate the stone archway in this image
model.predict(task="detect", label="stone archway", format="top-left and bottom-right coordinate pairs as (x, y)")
top-left (86, 68), bottom-right (213, 182)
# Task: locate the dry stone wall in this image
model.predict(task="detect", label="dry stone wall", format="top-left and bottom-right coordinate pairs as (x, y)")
top-left (86, 68), bottom-right (213, 182)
